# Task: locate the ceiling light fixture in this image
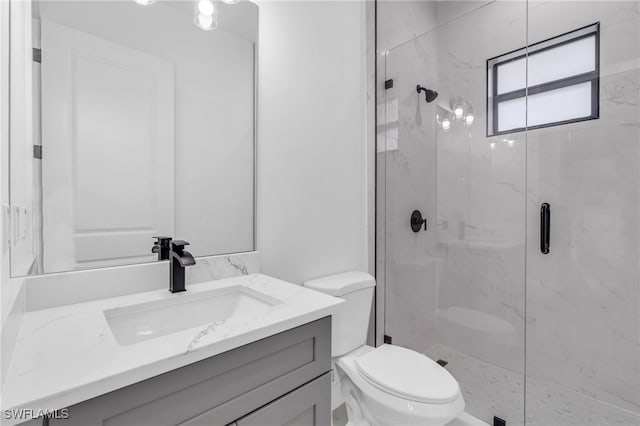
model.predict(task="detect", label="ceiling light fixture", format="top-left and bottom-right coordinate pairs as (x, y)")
top-left (195, 0), bottom-right (218, 30)
top-left (198, 0), bottom-right (215, 15)
top-left (196, 12), bottom-right (217, 30)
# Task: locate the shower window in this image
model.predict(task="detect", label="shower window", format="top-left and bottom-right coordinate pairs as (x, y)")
top-left (487, 22), bottom-right (600, 136)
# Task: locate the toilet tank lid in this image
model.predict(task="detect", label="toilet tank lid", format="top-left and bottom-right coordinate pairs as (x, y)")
top-left (303, 271), bottom-right (375, 296)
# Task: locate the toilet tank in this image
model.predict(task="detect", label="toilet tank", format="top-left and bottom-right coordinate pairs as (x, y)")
top-left (303, 271), bottom-right (375, 356)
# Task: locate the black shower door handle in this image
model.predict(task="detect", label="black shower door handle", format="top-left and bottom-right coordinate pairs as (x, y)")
top-left (540, 203), bottom-right (550, 254)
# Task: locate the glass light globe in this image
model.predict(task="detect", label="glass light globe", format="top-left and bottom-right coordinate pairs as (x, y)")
top-left (442, 118), bottom-right (451, 131)
top-left (134, 0), bottom-right (155, 5)
top-left (454, 105), bottom-right (464, 120)
top-left (197, 13), bottom-right (216, 30)
top-left (198, 0), bottom-right (215, 16)
top-left (464, 113), bottom-right (474, 126)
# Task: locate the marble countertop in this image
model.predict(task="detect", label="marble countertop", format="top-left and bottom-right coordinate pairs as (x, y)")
top-left (2, 274), bottom-right (343, 424)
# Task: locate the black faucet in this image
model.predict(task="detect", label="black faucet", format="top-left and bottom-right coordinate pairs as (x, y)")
top-left (152, 236), bottom-right (172, 261)
top-left (169, 240), bottom-right (196, 293)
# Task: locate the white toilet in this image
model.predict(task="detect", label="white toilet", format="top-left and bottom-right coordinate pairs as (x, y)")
top-left (304, 271), bottom-right (465, 426)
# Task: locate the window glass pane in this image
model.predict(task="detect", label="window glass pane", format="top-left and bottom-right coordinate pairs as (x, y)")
top-left (497, 97), bottom-right (526, 132)
top-left (527, 82), bottom-right (592, 127)
top-left (528, 35), bottom-right (596, 87)
top-left (497, 57), bottom-right (526, 95)
top-left (496, 82), bottom-right (592, 134)
top-left (489, 23), bottom-right (598, 136)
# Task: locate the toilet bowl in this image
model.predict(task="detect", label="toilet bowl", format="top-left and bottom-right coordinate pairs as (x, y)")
top-left (303, 272), bottom-right (465, 426)
top-left (336, 345), bottom-right (464, 426)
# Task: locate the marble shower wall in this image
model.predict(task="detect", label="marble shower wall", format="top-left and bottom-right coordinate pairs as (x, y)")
top-left (382, 25), bottom-right (440, 353)
top-left (375, 0), bottom-right (439, 347)
top-left (377, 1), bottom-right (639, 425)
top-left (431, 2), bottom-right (528, 393)
top-left (379, 1), bottom-right (528, 424)
top-left (525, 1), bottom-right (640, 424)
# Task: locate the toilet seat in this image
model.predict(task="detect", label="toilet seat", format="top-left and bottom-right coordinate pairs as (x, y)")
top-left (354, 344), bottom-right (460, 404)
top-left (336, 345), bottom-right (465, 425)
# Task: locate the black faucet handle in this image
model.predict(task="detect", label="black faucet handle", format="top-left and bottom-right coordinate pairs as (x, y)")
top-left (171, 240), bottom-right (190, 253)
top-left (152, 236), bottom-right (172, 260)
top-left (153, 236), bottom-right (172, 246)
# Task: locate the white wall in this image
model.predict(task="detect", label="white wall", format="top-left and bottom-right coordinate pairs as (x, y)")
top-left (1, 0), bottom-right (28, 392)
top-left (257, 1), bottom-right (369, 284)
top-left (8, 0), bottom-right (35, 277)
top-left (0, 0), bottom-right (10, 389)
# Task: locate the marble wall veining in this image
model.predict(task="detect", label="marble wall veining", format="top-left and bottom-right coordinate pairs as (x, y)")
top-left (525, 2), bottom-right (640, 423)
top-left (377, 1), bottom-right (639, 425)
top-left (377, 1), bottom-right (436, 53)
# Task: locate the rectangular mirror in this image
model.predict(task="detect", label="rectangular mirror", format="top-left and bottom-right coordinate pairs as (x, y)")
top-left (8, 0), bottom-right (257, 277)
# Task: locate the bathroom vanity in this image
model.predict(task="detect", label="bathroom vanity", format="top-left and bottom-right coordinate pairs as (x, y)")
top-left (46, 318), bottom-right (331, 426)
top-left (3, 274), bottom-right (341, 426)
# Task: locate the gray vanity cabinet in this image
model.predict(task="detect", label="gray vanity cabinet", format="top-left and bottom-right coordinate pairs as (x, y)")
top-left (234, 373), bottom-right (330, 426)
top-left (187, 373), bottom-right (331, 426)
top-left (43, 317), bottom-right (331, 426)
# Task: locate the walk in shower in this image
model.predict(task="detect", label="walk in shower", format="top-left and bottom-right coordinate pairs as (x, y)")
top-left (376, 1), bottom-right (639, 424)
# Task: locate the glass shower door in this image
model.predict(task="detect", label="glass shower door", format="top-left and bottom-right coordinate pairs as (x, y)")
top-left (381, 1), bottom-right (528, 423)
top-left (524, 2), bottom-right (640, 424)
top-left (380, 2), bottom-right (639, 424)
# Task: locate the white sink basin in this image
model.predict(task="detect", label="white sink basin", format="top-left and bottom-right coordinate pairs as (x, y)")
top-left (104, 285), bottom-right (282, 345)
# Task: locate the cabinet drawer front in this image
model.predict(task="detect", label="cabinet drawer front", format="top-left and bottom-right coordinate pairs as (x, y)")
top-left (235, 373), bottom-right (331, 426)
top-left (53, 317), bottom-right (331, 426)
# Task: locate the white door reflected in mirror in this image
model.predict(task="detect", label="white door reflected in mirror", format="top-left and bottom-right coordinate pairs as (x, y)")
top-left (41, 20), bottom-right (175, 272)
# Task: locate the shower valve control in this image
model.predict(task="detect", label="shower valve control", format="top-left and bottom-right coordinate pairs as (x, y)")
top-left (410, 210), bottom-right (427, 233)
